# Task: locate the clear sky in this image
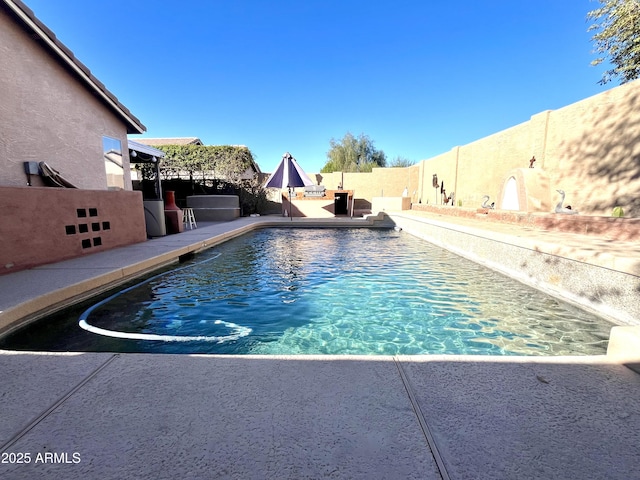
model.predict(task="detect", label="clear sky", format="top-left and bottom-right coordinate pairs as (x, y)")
top-left (25, 0), bottom-right (610, 174)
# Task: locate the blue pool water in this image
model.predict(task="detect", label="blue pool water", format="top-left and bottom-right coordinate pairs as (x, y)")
top-left (1, 228), bottom-right (613, 355)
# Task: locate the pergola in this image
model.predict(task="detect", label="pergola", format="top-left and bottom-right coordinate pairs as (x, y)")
top-left (128, 139), bottom-right (165, 200)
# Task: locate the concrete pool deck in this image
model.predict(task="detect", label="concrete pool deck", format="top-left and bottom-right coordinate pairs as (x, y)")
top-left (1, 213), bottom-right (640, 479)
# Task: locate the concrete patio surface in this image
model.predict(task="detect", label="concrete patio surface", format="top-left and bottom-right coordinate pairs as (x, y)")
top-left (0, 353), bottom-right (639, 479)
top-left (1, 213), bottom-right (640, 479)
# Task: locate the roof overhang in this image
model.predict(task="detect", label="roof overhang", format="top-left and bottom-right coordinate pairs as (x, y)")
top-left (133, 137), bottom-right (204, 146)
top-left (128, 140), bottom-right (166, 161)
top-left (2, 0), bottom-right (146, 134)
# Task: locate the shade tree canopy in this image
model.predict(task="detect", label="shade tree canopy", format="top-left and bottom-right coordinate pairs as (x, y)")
top-left (321, 133), bottom-right (387, 173)
top-left (389, 156), bottom-right (416, 168)
top-left (151, 144), bottom-right (256, 184)
top-left (588, 0), bottom-right (640, 84)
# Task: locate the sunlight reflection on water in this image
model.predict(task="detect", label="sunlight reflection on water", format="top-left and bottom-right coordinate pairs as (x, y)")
top-left (2, 228), bottom-right (613, 355)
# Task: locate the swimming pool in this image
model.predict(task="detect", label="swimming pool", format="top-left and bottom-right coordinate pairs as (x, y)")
top-left (0, 228), bottom-right (613, 355)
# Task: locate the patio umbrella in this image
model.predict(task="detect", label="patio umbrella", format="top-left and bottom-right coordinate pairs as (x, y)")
top-left (264, 152), bottom-right (314, 220)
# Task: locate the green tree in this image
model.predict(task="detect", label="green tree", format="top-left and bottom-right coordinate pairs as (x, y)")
top-left (588, 0), bottom-right (640, 84)
top-left (389, 156), bottom-right (416, 168)
top-left (156, 144), bottom-right (203, 179)
top-left (321, 132), bottom-right (387, 173)
top-left (154, 144), bottom-right (255, 184)
top-left (207, 145), bottom-right (255, 184)
top-left (150, 144), bottom-right (265, 215)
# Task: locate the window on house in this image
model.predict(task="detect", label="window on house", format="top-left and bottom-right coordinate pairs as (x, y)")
top-left (103, 136), bottom-right (124, 190)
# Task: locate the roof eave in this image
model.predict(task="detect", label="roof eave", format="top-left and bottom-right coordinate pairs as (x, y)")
top-left (3, 0), bottom-right (146, 134)
top-left (128, 140), bottom-right (166, 158)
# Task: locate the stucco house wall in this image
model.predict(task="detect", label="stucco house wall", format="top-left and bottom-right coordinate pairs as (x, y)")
top-left (0, 0), bottom-right (142, 190)
top-left (0, 0), bottom-right (149, 274)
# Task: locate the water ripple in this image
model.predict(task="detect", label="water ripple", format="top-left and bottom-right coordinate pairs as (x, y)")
top-left (12, 228), bottom-right (615, 355)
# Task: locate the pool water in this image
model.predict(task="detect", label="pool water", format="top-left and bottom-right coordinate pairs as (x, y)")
top-left (1, 228), bottom-right (613, 355)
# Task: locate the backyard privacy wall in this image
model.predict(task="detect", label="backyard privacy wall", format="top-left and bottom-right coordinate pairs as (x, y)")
top-left (415, 78), bottom-right (640, 217)
top-left (305, 79), bottom-right (640, 218)
top-left (0, 187), bottom-right (147, 273)
top-left (310, 167), bottom-right (420, 211)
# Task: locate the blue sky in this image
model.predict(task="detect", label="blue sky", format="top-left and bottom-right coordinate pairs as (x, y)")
top-left (26, 0), bottom-right (609, 173)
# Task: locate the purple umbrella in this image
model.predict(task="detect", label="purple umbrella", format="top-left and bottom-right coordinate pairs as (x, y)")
top-left (264, 152), bottom-right (314, 220)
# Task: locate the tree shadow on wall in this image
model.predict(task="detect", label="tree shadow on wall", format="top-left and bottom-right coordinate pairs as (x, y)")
top-left (558, 87), bottom-right (640, 217)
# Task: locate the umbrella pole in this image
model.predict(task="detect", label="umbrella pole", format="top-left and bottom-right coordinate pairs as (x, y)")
top-left (289, 186), bottom-right (293, 221)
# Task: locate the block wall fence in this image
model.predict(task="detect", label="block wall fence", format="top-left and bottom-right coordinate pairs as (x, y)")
top-left (304, 79), bottom-right (640, 218)
top-left (0, 187), bottom-right (147, 274)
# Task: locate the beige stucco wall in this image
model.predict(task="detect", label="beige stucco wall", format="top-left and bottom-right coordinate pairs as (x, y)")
top-left (417, 80), bottom-right (640, 216)
top-left (544, 83), bottom-right (640, 217)
top-left (302, 80), bottom-right (640, 218)
top-left (416, 149), bottom-right (458, 205)
top-left (310, 165), bottom-right (420, 208)
top-left (371, 196), bottom-right (411, 213)
top-left (0, 10), bottom-right (132, 190)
